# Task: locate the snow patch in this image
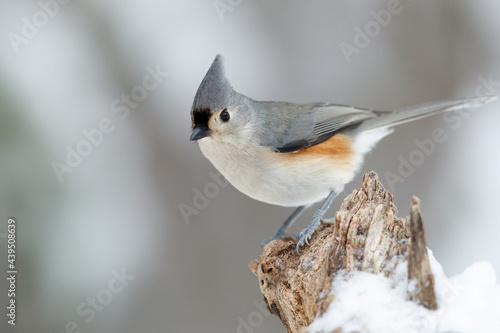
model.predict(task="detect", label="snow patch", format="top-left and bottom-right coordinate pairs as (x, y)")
top-left (308, 250), bottom-right (500, 333)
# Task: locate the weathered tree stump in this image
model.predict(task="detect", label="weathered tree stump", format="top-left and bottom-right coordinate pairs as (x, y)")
top-left (249, 172), bottom-right (436, 333)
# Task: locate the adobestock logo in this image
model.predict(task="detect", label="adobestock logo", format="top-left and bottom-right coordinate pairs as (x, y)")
top-left (8, 0), bottom-right (73, 53)
top-left (49, 268), bottom-right (135, 333)
top-left (213, 0), bottom-right (244, 21)
top-left (51, 119), bottom-right (116, 182)
top-left (179, 170), bottom-right (229, 225)
top-left (384, 74), bottom-right (499, 191)
top-left (224, 300), bottom-right (271, 333)
top-left (179, 160), bottom-right (245, 225)
top-left (51, 65), bottom-right (169, 183)
top-left (339, 0), bottom-right (409, 64)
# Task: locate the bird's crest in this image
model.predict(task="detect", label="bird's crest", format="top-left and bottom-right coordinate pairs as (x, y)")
top-left (192, 54), bottom-right (234, 110)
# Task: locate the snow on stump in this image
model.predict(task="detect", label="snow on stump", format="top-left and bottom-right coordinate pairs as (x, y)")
top-left (249, 171), bottom-right (437, 333)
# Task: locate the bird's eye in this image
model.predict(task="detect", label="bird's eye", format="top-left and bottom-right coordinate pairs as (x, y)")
top-left (220, 109), bottom-right (230, 122)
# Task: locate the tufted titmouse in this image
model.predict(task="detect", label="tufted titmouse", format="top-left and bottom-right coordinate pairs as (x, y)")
top-left (190, 55), bottom-right (496, 253)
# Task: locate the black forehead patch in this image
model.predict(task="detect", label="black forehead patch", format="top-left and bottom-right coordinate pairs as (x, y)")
top-left (192, 108), bottom-right (212, 128)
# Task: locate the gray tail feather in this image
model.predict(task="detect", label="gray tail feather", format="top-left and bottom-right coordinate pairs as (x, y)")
top-left (359, 96), bottom-right (497, 132)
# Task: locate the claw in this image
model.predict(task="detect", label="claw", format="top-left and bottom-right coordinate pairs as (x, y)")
top-left (296, 216), bottom-right (336, 254)
top-left (296, 225), bottom-right (316, 254)
top-left (296, 240), bottom-right (304, 254)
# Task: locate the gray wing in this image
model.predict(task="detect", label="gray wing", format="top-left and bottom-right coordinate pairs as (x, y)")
top-left (274, 103), bottom-right (377, 153)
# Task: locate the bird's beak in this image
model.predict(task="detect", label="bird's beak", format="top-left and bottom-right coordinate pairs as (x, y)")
top-left (190, 125), bottom-right (211, 141)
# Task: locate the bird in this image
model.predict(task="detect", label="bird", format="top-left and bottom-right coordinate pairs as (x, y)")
top-left (189, 54), bottom-right (496, 253)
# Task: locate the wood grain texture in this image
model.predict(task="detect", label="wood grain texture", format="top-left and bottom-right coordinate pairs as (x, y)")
top-left (249, 172), bottom-right (437, 333)
top-left (408, 196), bottom-right (437, 310)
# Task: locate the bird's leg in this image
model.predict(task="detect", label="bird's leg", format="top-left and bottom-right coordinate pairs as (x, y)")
top-left (296, 190), bottom-right (338, 253)
top-left (261, 206), bottom-right (305, 247)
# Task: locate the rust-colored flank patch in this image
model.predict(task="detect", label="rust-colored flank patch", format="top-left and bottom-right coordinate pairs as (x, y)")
top-left (279, 134), bottom-right (355, 169)
top-left (293, 134), bottom-right (353, 159)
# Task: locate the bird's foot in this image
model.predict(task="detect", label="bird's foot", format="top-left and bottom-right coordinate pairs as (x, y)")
top-left (296, 216), bottom-right (334, 254)
top-left (296, 214), bottom-right (322, 254)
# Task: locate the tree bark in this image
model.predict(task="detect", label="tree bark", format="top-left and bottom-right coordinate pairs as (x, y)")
top-left (249, 171), bottom-right (437, 333)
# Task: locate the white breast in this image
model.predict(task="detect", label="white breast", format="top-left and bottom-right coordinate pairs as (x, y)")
top-left (198, 138), bottom-right (357, 207)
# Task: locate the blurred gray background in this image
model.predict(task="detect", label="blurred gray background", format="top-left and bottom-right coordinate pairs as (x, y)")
top-left (0, 1), bottom-right (499, 332)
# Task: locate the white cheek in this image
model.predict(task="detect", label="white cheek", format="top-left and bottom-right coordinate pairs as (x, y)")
top-left (233, 118), bottom-right (256, 144)
top-left (212, 119), bottom-right (255, 146)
